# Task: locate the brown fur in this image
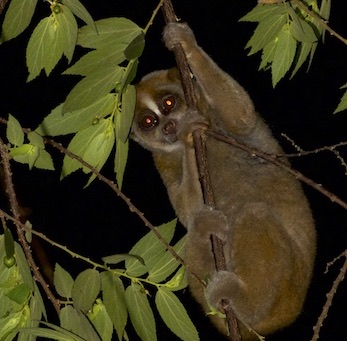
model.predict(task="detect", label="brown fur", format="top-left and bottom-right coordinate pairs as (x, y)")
top-left (131, 23), bottom-right (316, 340)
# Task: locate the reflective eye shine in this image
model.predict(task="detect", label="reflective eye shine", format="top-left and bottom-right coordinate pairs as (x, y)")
top-left (162, 94), bottom-right (176, 114)
top-left (139, 112), bottom-right (158, 130)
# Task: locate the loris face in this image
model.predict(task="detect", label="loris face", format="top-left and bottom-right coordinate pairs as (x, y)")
top-left (131, 68), bottom-right (208, 153)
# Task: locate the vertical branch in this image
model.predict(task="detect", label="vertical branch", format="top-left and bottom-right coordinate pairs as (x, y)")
top-left (0, 139), bottom-right (61, 315)
top-left (161, 1), bottom-right (240, 339)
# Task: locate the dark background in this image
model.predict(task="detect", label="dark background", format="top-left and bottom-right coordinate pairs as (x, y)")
top-left (1, 1), bottom-right (347, 340)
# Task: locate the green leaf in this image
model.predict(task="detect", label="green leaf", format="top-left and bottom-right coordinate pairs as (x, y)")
top-left (60, 306), bottom-right (100, 341)
top-left (72, 269), bottom-right (100, 313)
top-left (115, 138), bottom-right (128, 190)
top-left (116, 85), bottom-right (136, 143)
top-left (32, 281), bottom-right (47, 321)
top-left (33, 150), bottom-right (55, 171)
top-left (63, 66), bottom-right (123, 113)
top-left (102, 253), bottom-right (144, 266)
top-left (320, 0), bottom-right (331, 21)
top-left (334, 84), bottom-right (347, 114)
top-left (125, 283), bottom-right (157, 341)
top-left (15, 326), bottom-right (79, 341)
top-left (124, 33), bottom-right (145, 60)
top-left (81, 119), bottom-right (115, 173)
top-left (63, 0), bottom-right (95, 28)
top-left (77, 18), bottom-right (142, 49)
top-left (54, 5), bottom-right (78, 63)
top-left (290, 41), bottom-right (313, 78)
top-left (14, 243), bottom-right (34, 291)
top-left (63, 45), bottom-right (126, 76)
top-left (35, 95), bottom-right (116, 136)
top-left (239, 3), bottom-right (286, 22)
top-left (27, 131), bottom-right (44, 149)
top-left (125, 219), bottom-right (177, 277)
top-left (156, 288), bottom-right (199, 341)
top-left (290, 18), bottom-right (317, 43)
top-left (259, 40), bottom-right (276, 71)
top-left (101, 272), bottom-right (127, 341)
top-left (1, 0), bottom-right (38, 41)
top-left (26, 7), bottom-right (77, 81)
top-left (148, 235), bottom-right (186, 283)
top-left (10, 144), bottom-right (39, 170)
top-left (271, 25), bottom-right (297, 86)
top-left (4, 228), bottom-right (15, 259)
top-left (7, 114), bottom-right (24, 146)
top-left (87, 299), bottom-right (113, 341)
top-left (61, 119), bottom-right (109, 178)
top-left (54, 264), bottom-right (74, 298)
top-left (245, 13), bottom-right (287, 55)
top-left (7, 283), bottom-right (30, 306)
top-left (165, 266), bottom-right (188, 291)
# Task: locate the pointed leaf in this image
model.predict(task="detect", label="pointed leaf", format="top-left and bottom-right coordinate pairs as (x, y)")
top-left (245, 14), bottom-right (287, 55)
top-left (125, 283), bottom-right (157, 341)
top-left (1, 0), bottom-right (38, 41)
top-left (60, 306), bottom-right (100, 341)
top-left (63, 45), bottom-right (126, 76)
top-left (54, 5), bottom-right (78, 62)
top-left (125, 219), bottom-right (177, 277)
top-left (72, 269), bottom-right (100, 313)
top-left (87, 299), bottom-right (113, 341)
top-left (148, 235), bottom-right (186, 283)
top-left (116, 85), bottom-right (136, 142)
top-left (54, 263), bottom-right (74, 298)
top-left (63, 66), bottom-right (123, 113)
top-left (32, 150), bottom-right (55, 171)
top-left (115, 138), bottom-right (128, 189)
top-left (7, 114), bottom-right (24, 146)
top-left (35, 95), bottom-right (116, 136)
top-left (61, 119), bottom-right (108, 178)
top-left (77, 18), bottom-right (142, 49)
top-left (156, 288), bottom-right (199, 341)
top-left (101, 272), bottom-right (127, 341)
top-left (272, 26), bottom-right (297, 86)
top-left (165, 266), bottom-right (188, 291)
top-left (239, 3), bottom-right (286, 22)
top-left (102, 253), bottom-right (144, 266)
top-left (63, 0), bottom-right (95, 28)
top-left (334, 85), bottom-right (347, 114)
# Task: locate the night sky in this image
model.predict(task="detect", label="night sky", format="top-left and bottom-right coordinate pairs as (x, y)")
top-left (1, 1), bottom-right (347, 340)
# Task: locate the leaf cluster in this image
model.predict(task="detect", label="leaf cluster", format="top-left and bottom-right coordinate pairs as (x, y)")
top-left (240, 0), bottom-right (330, 86)
top-left (3, 220), bottom-right (199, 341)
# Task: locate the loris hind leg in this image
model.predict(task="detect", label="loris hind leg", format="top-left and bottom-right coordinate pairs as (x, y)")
top-left (187, 203), bottom-right (303, 338)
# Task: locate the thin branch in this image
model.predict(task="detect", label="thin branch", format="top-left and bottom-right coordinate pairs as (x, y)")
top-left (311, 250), bottom-right (347, 341)
top-left (0, 0), bottom-right (8, 15)
top-left (43, 138), bottom-right (206, 285)
top-left (291, 0), bottom-right (347, 45)
top-left (0, 139), bottom-right (61, 315)
top-left (206, 130), bottom-right (347, 211)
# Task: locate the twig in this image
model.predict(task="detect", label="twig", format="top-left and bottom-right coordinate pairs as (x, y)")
top-left (291, 0), bottom-right (347, 45)
top-left (0, 0), bottom-right (8, 15)
top-left (161, 1), bottom-right (241, 339)
top-left (205, 130), bottom-right (347, 210)
top-left (0, 139), bottom-right (61, 315)
top-left (311, 250), bottom-right (347, 341)
top-left (43, 138), bottom-right (209, 284)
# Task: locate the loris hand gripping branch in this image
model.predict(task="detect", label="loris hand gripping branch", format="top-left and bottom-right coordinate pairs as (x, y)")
top-left (131, 22), bottom-right (316, 340)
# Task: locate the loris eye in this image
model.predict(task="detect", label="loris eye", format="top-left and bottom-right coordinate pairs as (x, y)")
top-left (139, 112), bottom-right (159, 130)
top-left (162, 95), bottom-right (176, 114)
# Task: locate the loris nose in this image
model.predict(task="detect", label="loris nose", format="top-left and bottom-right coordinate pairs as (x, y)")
top-left (163, 120), bottom-right (177, 135)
